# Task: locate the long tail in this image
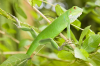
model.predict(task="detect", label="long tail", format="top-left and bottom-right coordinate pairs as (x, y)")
top-left (26, 39), bottom-right (40, 56)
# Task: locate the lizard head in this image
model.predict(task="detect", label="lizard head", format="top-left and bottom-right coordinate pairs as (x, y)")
top-left (68, 6), bottom-right (83, 23)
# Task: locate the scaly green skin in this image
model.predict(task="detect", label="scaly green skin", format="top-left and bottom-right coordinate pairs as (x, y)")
top-left (26, 6), bottom-right (83, 56)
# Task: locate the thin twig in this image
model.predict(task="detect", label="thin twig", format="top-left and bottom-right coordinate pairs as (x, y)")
top-left (71, 24), bottom-right (84, 30)
top-left (0, 30), bottom-right (29, 49)
top-left (0, 51), bottom-right (26, 54)
top-left (33, 6), bottom-right (51, 23)
top-left (0, 30), bottom-right (19, 43)
top-left (0, 51), bottom-right (70, 62)
top-left (39, 0), bottom-right (55, 7)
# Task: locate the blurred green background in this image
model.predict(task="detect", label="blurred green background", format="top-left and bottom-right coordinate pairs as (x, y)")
top-left (0, 0), bottom-right (100, 66)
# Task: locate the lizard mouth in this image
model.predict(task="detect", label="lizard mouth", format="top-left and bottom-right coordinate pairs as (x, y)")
top-left (69, 12), bottom-right (82, 23)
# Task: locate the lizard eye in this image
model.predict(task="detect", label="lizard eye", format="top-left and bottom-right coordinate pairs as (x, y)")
top-left (74, 7), bottom-right (76, 9)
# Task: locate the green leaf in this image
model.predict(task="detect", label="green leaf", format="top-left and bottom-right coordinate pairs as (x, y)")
top-left (69, 60), bottom-right (90, 66)
top-left (14, 3), bottom-right (27, 19)
top-left (71, 19), bottom-right (81, 30)
top-left (86, 2), bottom-right (97, 7)
top-left (56, 37), bottom-right (65, 45)
top-left (7, 29), bottom-right (16, 34)
top-left (80, 49), bottom-right (89, 58)
top-left (97, 32), bottom-right (100, 35)
top-left (47, 16), bottom-right (55, 22)
top-left (2, 23), bottom-right (10, 30)
top-left (0, 8), bottom-right (13, 20)
top-left (86, 30), bottom-right (95, 38)
top-left (70, 30), bottom-right (78, 43)
top-left (0, 54), bottom-right (30, 66)
top-left (83, 1), bottom-right (100, 14)
top-left (29, 0), bottom-right (42, 7)
top-left (2, 23), bottom-right (16, 34)
top-left (0, 43), bottom-right (10, 51)
top-left (19, 39), bottom-right (32, 48)
top-left (74, 48), bottom-right (87, 61)
top-left (87, 58), bottom-right (97, 66)
top-left (30, 10), bottom-right (38, 19)
top-left (95, 0), bottom-right (100, 6)
top-left (81, 35), bottom-right (100, 53)
top-left (25, 59), bottom-right (33, 66)
top-left (57, 50), bottom-right (75, 60)
top-left (34, 0), bottom-right (42, 7)
top-left (29, 0), bottom-right (33, 6)
top-left (90, 52), bottom-right (100, 65)
top-left (79, 26), bottom-right (91, 46)
top-left (55, 4), bottom-right (66, 16)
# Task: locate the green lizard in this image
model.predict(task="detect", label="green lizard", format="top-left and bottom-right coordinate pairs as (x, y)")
top-left (27, 6), bottom-right (83, 56)
top-left (11, 6), bottom-right (83, 56)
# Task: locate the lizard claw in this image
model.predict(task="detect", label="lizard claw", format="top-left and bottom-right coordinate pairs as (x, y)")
top-left (9, 13), bottom-right (21, 28)
top-left (13, 23), bottom-right (21, 28)
top-left (58, 43), bottom-right (67, 51)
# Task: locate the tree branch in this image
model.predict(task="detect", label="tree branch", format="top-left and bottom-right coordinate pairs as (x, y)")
top-left (0, 51), bottom-right (70, 62)
top-left (0, 30), bottom-right (19, 43)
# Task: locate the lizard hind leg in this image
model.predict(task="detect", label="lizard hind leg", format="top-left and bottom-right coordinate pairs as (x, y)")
top-left (39, 38), bottom-right (67, 51)
top-left (39, 38), bottom-right (59, 50)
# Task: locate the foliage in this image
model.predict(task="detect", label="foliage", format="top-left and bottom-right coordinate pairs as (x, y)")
top-left (0, 54), bottom-right (30, 66)
top-left (0, 0), bottom-right (100, 66)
